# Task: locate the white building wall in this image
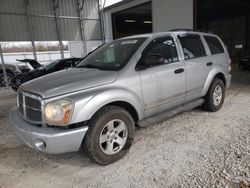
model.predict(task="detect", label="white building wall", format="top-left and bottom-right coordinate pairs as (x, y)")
top-left (103, 0), bottom-right (193, 41)
top-left (103, 0), bottom-right (150, 42)
top-left (69, 41), bottom-right (103, 57)
top-left (152, 0), bottom-right (193, 32)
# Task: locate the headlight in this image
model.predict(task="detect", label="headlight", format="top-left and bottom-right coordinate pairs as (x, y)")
top-left (44, 99), bottom-right (73, 125)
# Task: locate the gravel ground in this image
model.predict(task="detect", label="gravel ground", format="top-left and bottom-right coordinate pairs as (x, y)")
top-left (0, 69), bottom-right (250, 188)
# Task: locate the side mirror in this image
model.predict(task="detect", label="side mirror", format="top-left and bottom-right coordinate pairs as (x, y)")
top-left (144, 54), bottom-right (165, 67)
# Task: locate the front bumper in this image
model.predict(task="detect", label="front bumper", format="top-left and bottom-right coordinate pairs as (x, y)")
top-left (9, 107), bottom-right (88, 154)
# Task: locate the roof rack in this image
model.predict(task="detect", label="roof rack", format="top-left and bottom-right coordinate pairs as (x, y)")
top-left (169, 29), bottom-right (214, 34)
top-left (169, 29), bottom-right (193, 32)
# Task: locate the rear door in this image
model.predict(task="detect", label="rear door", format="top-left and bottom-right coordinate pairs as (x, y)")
top-left (137, 35), bottom-right (185, 117)
top-left (177, 34), bottom-right (211, 102)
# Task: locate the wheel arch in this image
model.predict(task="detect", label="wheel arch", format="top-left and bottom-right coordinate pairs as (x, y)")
top-left (70, 88), bottom-right (144, 124)
top-left (202, 70), bottom-right (227, 96)
top-left (214, 72), bottom-right (226, 86)
top-left (104, 101), bottom-right (139, 122)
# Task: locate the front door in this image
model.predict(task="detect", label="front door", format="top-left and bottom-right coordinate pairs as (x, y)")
top-left (137, 36), bottom-right (185, 117)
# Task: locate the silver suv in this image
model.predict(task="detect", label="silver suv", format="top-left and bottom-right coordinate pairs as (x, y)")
top-left (9, 31), bottom-right (231, 165)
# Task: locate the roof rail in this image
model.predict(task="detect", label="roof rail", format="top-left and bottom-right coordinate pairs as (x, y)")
top-left (169, 29), bottom-right (193, 32)
top-left (169, 28), bottom-right (214, 34)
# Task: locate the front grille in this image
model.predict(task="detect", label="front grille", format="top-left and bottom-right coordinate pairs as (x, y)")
top-left (25, 96), bottom-right (41, 110)
top-left (26, 108), bottom-right (42, 121)
top-left (18, 90), bottom-right (43, 123)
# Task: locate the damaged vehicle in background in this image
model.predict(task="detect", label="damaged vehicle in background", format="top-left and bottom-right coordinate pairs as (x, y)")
top-left (0, 63), bottom-right (30, 87)
top-left (11, 58), bottom-right (82, 90)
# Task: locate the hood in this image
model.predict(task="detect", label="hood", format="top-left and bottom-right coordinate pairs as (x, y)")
top-left (17, 59), bottom-right (42, 69)
top-left (15, 68), bottom-right (45, 81)
top-left (20, 68), bottom-right (118, 98)
top-left (0, 63), bottom-right (18, 71)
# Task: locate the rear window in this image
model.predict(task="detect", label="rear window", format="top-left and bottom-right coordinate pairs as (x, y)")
top-left (178, 34), bottom-right (206, 60)
top-left (204, 36), bottom-right (225, 55)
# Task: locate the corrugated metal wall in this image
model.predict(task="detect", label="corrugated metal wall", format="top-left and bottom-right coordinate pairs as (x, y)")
top-left (0, 0), bottom-right (102, 41)
top-left (82, 0), bottom-right (102, 40)
top-left (0, 14), bottom-right (30, 41)
top-left (0, 0), bottom-right (25, 14)
top-left (58, 0), bottom-right (78, 17)
top-left (0, 0), bottom-right (29, 41)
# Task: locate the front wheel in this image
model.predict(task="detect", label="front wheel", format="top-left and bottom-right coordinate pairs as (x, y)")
top-left (83, 105), bottom-right (135, 165)
top-left (0, 72), bottom-right (14, 87)
top-left (203, 78), bottom-right (225, 112)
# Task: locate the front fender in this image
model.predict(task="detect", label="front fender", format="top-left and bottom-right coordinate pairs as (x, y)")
top-left (70, 88), bottom-right (144, 124)
top-left (201, 66), bottom-right (227, 96)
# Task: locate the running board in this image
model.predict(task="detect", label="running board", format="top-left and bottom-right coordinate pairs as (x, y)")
top-left (137, 99), bottom-right (204, 128)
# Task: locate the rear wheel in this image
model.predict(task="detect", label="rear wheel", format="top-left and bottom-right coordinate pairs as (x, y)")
top-left (83, 105), bottom-right (135, 165)
top-left (203, 78), bottom-right (225, 112)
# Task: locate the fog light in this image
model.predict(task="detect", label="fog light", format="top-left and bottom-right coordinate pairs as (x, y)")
top-left (35, 139), bottom-right (46, 150)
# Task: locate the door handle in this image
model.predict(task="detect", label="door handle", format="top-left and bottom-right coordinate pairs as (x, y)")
top-left (174, 68), bottom-right (184, 74)
top-left (206, 62), bottom-right (213, 66)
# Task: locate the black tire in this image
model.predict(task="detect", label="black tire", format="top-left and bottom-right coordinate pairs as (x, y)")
top-left (0, 72), bottom-right (14, 87)
top-left (203, 78), bottom-right (225, 112)
top-left (83, 105), bottom-right (135, 165)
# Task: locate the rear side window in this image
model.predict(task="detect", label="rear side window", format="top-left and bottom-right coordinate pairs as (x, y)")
top-left (204, 36), bottom-right (225, 55)
top-left (178, 34), bottom-right (206, 60)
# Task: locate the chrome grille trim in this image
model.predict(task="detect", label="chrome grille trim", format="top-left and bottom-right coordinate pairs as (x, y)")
top-left (23, 92), bottom-right (27, 118)
top-left (17, 90), bottom-right (44, 124)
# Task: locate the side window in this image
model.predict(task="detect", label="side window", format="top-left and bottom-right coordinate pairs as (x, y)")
top-left (72, 60), bottom-right (77, 67)
top-left (144, 37), bottom-right (179, 64)
top-left (57, 60), bottom-right (74, 69)
top-left (178, 34), bottom-right (206, 60)
top-left (64, 60), bottom-right (74, 68)
top-left (204, 36), bottom-right (225, 55)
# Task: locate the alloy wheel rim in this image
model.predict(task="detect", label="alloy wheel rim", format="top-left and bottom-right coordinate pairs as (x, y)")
top-left (99, 119), bottom-right (128, 155)
top-left (213, 85), bottom-right (223, 106)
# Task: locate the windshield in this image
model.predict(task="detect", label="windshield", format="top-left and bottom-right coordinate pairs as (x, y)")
top-left (41, 60), bottom-right (61, 71)
top-left (77, 38), bottom-right (146, 70)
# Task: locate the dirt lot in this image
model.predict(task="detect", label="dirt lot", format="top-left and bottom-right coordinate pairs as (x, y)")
top-left (0, 69), bottom-right (250, 188)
